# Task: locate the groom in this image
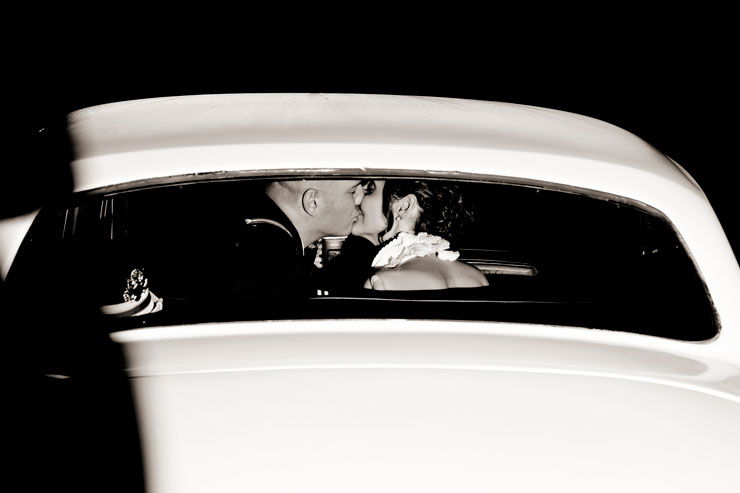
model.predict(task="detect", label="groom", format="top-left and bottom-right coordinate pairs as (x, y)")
top-left (227, 179), bottom-right (365, 301)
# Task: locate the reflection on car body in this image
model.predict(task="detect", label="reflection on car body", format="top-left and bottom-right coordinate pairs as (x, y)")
top-left (3, 94), bottom-right (740, 492)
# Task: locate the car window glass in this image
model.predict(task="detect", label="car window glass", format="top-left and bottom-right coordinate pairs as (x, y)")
top-left (6, 178), bottom-right (717, 341)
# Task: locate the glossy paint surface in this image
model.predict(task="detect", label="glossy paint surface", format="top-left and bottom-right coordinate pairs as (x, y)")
top-left (112, 320), bottom-right (740, 493)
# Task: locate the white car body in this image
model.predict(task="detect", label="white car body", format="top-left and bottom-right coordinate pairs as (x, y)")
top-left (6, 94), bottom-right (740, 492)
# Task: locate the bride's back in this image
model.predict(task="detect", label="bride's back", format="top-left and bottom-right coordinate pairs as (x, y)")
top-left (365, 255), bottom-right (488, 291)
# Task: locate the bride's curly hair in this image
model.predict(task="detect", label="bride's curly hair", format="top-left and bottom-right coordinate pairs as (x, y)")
top-left (382, 179), bottom-right (474, 245)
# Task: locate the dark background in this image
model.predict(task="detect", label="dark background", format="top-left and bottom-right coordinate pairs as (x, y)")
top-left (5, 29), bottom-right (737, 259)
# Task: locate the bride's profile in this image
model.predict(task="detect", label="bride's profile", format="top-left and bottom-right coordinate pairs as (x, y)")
top-left (361, 180), bottom-right (488, 291)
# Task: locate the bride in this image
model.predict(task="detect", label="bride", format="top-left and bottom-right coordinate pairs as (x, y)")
top-left (355, 179), bottom-right (488, 291)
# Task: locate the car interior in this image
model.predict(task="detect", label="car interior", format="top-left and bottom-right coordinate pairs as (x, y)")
top-left (5, 176), bottom-right (719, 341)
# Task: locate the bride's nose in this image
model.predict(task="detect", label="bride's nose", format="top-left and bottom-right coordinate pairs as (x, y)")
top-left (353, 184), bottom-right (364, 206)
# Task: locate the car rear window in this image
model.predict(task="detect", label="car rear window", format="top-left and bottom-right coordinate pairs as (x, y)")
top-left (6, 177), bottom-right (718, 341)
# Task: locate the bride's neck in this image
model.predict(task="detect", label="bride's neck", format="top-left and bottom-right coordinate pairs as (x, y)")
top-left (380, 220), bottom-right (415, 243)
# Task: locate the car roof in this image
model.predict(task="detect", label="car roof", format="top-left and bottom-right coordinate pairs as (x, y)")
top-left (68, 93), bottom-right (694, 193)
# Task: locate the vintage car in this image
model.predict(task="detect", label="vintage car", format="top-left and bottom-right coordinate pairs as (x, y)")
top-left (3, 94), bottom-right (740, 492)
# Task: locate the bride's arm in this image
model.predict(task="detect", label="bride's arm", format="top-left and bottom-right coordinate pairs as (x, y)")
top-left (364, 274), bottom-right (386, 290)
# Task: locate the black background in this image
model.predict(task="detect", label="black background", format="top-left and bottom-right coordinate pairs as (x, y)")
top-left (5, 25), bottom-right (738, 259)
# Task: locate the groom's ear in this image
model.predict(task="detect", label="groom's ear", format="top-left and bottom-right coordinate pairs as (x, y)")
top-left (302, 188), bottom-right (319, 216)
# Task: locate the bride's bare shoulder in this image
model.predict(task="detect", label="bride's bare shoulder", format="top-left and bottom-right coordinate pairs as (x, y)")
top-left (442, 260), bottom-right (489, 288)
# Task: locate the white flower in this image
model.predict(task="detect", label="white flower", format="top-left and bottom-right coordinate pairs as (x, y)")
top-left (371, 232), bottom-right (460, 269)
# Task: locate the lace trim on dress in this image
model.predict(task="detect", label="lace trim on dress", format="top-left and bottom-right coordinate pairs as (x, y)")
top-left (371, 232), bottom-right (460, 269)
